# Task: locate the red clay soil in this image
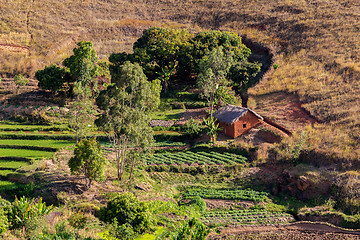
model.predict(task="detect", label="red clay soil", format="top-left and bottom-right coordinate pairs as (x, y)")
top-left (253, 92), bottom-right (318, 132)
top-left (209, 221), bottom-right (360, 239)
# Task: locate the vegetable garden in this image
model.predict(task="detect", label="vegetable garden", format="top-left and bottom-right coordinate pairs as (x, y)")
top-left (183, 187), bottom-right (270, 202)
top-left (145, 151), bottom-right (247, 165)
top-left (149, 172), bottom-right (197, 184)
top-left (201, 209), bottom-right (295, 225)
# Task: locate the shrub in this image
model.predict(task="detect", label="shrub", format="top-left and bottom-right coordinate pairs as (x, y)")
top-left (35, 64), bottom-right (66, 93)
top-left (183, 118), bottom-right (202, 139)
top-left (7, 196), bottom-right (54, 229)
top-left (0, 200), bottom-right (9, 235)
top-left (100, 192), bottom-right (153, 234)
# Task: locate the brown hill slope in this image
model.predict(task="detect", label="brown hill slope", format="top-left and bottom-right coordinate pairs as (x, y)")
top-left (0, 0), bottom-right (359, 160)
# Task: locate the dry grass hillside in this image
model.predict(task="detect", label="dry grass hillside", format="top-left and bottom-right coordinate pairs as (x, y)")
top-left (0, 0), bottom-right (359, 160)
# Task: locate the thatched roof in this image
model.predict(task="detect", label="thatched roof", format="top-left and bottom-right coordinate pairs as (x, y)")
top-left (213, 105), bottom-right (263, 124)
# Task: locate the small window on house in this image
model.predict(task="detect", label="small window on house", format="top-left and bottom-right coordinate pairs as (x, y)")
top-left (243, 124), bottom-right (247, 128)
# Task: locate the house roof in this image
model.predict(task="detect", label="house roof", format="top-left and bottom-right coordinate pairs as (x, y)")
top-left (213, 104), bottom-right (263, 124)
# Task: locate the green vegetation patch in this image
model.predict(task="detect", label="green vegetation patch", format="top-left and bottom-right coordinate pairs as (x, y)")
top-left (150, 172), bottom-right (197, 185)
top-left (0, 180), bottom-right (18, 190)
top-left (145, 151), bottom-right (247, 165)
top-left (0, 148), bottom-right (54, 159)
top-left (0, 123), bottom-right (69, 132)
top-left (150, 109), bottom-right (184, 121)
top-left (201, 209), bottom-right (294, 225)
top-left (0, 169), bottom-right (15, 176)
top-left (183, 188), bottom-right (270, 202)
top-left (0, 139), bottom-right (74, 148)
top-left (0, 160), bottom-right (30, 169)
top-left (0, 132), bottom-right (75, 140)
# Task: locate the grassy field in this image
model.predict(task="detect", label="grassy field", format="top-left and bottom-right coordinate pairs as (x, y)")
top-left (0, 160), bottom-right (29, 169)
top-left (0, 148), bottom-right (55, 159)
top-left (0, 139), bottom-right (74, 148)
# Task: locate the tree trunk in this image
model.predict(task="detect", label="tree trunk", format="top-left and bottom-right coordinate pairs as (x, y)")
top-left (210, 100), bottom-right (214, 120)
top-left (240, 89), bottom-right (249, 108)
top-left (117, 149), bottom-right (121, 180)
top-left (129, 152), bottom-right (136, 181)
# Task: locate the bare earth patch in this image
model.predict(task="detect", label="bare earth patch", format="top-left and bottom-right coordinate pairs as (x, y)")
top-left (253, 92), bottom-right (318, 132)
top-left (210, 221), bottom-right (360, 239)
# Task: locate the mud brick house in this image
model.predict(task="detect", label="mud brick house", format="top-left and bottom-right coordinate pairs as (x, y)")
top-left (214, 105), bottom-right (264, 138)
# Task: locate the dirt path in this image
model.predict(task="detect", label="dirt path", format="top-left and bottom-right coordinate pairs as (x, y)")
top-left (210, 221), bottom-right (360, 239)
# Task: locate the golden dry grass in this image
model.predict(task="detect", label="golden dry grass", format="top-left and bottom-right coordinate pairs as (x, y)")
top-left (0, 0), bottom-right (359, 160)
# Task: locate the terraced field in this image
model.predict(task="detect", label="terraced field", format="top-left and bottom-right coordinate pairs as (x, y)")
top-left (201, 209), bottom-right (295, 226)
top-left (0, 122), bottom-right (75, 191)
top-left (183, 188), bottom-right (270, 202)
top-left (145, 151), bottom-right (247, 165)
top-left (149, 172), bottom-right (198, 184)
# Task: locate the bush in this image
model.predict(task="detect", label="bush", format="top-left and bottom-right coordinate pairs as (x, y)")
top-left (181, 196), bottom-right (207, 213)
top-left (7, 196), bottom-right (54, 229)
top-left (100, 192), bottom-right (153, 234)
top-left (35, 64), bottom-right (66, 93)
top-left (183, 118), bottom-right (203, 139)
top-left (0, 197), bottom-right (10, 235)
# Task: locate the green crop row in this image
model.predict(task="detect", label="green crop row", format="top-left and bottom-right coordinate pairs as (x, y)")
top-left (0, 123), bottom-right (69, 132)
top-left (0, 139), bottom-right (74, 152)
top-left (201, 209), bottom-right (294, 225)
top-left (0, 160), bottom-right (30, 169)
top-left (183, 188), bottom-right (270, 202)
top-left (145, 151), bottom-right (247, 166)
top-left (0, 148), bottom-right (55, 159)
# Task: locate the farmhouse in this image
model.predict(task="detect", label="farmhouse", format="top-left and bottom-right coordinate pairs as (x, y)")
top-left (214, 105), bottom-right (263, 138)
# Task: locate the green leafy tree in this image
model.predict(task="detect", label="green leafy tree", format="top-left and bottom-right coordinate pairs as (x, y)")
top-left (63, 41), bottom-right (99, 86)
top-left (68, 138), bottom-right (106, 189)
top-left (64, 41), bottom-right (100, 142)
top-left (68, 82), bottom-right (96, 143)
top-left (100, 192), bottom-right (153, 235)
top-left (35, 64), bottom-right (66, 93)
top-left (197, 47), bottom-right (234, 119)
top-left (96, 61), bottom-right (161, 180)
top-left (191, 30), bottom-right (251, 73)
top-left (14, 74), bottom-right (29, 94)
top-left (133, 27), bottom-right (192, 76)
top-left (229, 61), bottom-right (261, 107)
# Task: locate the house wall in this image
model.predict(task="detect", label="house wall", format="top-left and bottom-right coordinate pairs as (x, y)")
top-left (218, 112), bottom-right (261, 138)
top-left (233, 112), bottom-right (261, 138)
top-left (218, 122), bottom-right (235, 138)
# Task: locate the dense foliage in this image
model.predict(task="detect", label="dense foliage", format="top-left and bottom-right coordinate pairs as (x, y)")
top-left (68, 138), bottom-right (106, 189)
top-left (100, 192), bottom-right (153, 235)
top-left (35, 64), bottom-right (66, 93)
